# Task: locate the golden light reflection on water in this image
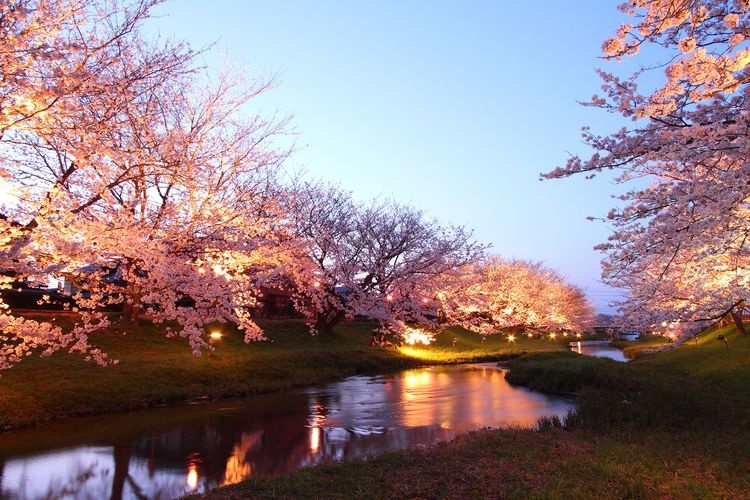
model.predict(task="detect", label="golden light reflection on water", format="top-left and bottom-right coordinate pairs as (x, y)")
top-left (308, 403), bottom-right (327, 453)
top-left (186, 463), bottom-right (198, 490)
top-left (223, 431), bottom-right (261, 486)
top-left (309, 426), bottom-right (321, 453)
top-left (396, 365), bottom-right (559, 429)
top-left (403, 370), bottom-right (433, 389)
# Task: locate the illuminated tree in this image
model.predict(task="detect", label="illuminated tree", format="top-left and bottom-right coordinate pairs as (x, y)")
top-left (611, 242), bottom-right (748, 335)
top-left (0, 0), bottom-right (292, 368)
top-left (545, 0), bottom-right (750, 336)
top-left (283, 181), bottom-right (358, 331)
top-left (440, 258), bottom-right (595, 335)
top-left (286, 182), bottom-right (486, 337)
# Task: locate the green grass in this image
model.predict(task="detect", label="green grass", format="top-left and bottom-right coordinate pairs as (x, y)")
top-left (505, 324), bottom-right (750, 433)
top-left (0, 318), bottom-right (566, 430)
top-left (197, 323), bottom-right (750, 499)
top-left (612, 333), bottom-right (669, 358)
top-left (400, 326), bottom-right (569, 362)
top-left (198, 428), bottom-right (750, 499)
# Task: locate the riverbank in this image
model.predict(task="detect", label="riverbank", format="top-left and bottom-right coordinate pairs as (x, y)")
top-left (0, 318), bottom-right (565, 430)
top-left (200, 323), bottom-right (750, 499)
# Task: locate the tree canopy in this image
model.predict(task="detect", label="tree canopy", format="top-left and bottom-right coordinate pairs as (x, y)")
top-left (0, 0), bottom-right (292, 367)
top-left (0, 0), bottom-right (595, 369)
top-left (546, 0), bottom-right (750, 337)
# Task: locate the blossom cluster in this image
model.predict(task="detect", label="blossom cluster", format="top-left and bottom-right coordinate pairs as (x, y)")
top-left (545, 0), bottom-right (750, 339)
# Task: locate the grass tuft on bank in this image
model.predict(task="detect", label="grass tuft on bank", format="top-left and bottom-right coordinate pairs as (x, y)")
top-left (505, 324), bottom-right (750, 433)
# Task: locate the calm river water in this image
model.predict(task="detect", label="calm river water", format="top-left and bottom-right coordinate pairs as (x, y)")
top-left (0, 362), bottom-right (573, 499)
top-left (570, 340), bottom-right (629, 362)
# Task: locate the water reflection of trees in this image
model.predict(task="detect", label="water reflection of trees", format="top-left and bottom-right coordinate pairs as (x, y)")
top-left (121, 398), bottom-right (313, 491)
top-left (0, 394), bottom-right (313, 499)
top-left (40, 461), bottom-right (107, 500)
top-left (1, 364), bottom-right (572, 499)
top-left (3, 453), bottom-right (178, 500)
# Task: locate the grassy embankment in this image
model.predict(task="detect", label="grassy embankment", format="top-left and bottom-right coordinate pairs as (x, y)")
top-left (201, 324), bottom-right (750, 499)
top-left (0, 317), bottom-right (565, 430)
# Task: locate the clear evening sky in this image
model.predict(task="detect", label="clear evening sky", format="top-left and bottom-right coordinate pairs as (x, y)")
top-left (145, 1), bottom-right (641, 313)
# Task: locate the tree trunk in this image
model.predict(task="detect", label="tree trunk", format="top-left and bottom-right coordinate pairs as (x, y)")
top-left (730, 309), bottom-right (746, 335)
top-left (121, 287), bottom-right (142, 322)
top-left (121, 300), bottom-right (141, 322)
top-left (111, 441), bottom-right (132, 500)
top-left (315, 308), bottom-right (346, 332)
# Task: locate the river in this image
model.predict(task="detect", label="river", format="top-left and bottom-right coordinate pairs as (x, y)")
top-left (0, 362), bottom-right (573, 499)
top-left (570, 340), bottom-right (629, 362)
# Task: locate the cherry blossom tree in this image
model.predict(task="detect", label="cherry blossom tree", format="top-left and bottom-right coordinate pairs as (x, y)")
top-left (1, 0), bottom-right (195, 145)
top-left (440, 257), bottom-right (595, 335)
top-left (545, 0), bottom-right (750, 337)
top-left (286, 181), bottom-right (486, 338)
top-left (0, 0), bottom-right (294, 369)
top-left (616, 245), bottom-right (748, 336)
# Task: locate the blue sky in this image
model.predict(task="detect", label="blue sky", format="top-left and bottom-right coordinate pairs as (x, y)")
top-left (145, 1), bottom-right (641, 313)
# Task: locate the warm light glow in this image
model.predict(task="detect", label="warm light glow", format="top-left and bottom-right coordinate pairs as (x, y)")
top-left (308, 404), bottom-right (326, 453)
top-left (507, 334), bottom-right (515, 342)
top-left (309, 426), bottom-right (321, 453)
top-left (576, 333), bottom-right (582, 338)
top-left (386, 294), bottom-right (394, 302)
top-left (527, 333), bottom-right (533, 338)
top-left (223, 432), bottom-right (260, 486)
top-left (197, 267), bottom-right (206, 274)
top-left (401, 326), bottom-right (435, 345)
top-left (187, 464), bottom-right (198, 490)
top-left (399, 346), bottom-right (419, 358)
top-left (0, 178), bottom-right (17, 203)
top-left (211, 264), bottom-right (232, 281)
top-left (404, 370), bottom-right (433, 390)
top-left (549, 333), bottom-right (557, 339)
top-left (422, 297), bottom-right (429, 304)
top-left (313, 281), bottom-right (321, 288)
top-left (210, 331), bottom-right (222, 340)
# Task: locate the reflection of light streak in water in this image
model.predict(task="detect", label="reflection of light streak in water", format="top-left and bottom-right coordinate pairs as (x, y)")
top-left (308, 403), bottom-right (327, 453)
top-left (310, 427), bottom-right (321, 453)
top-left (403, 371), bottom-right (432, 390)
top-left (223, 432), bottom-right (261, 486)
top-left (186, 463), bottom-right (198, 490)
top-left (573, 341), bottom-right (582, 354)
